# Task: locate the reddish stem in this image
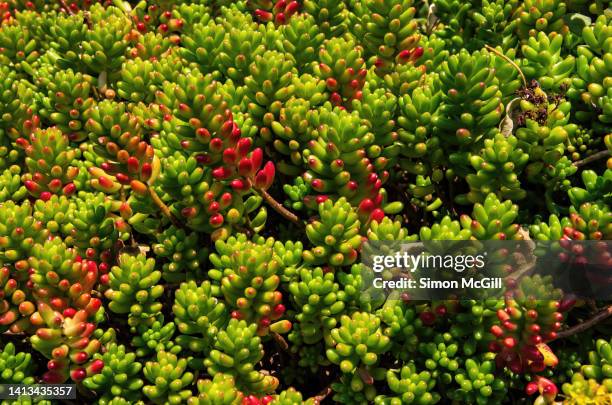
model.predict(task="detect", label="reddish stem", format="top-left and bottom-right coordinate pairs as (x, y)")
top-left (555, 305), bottom-right (612, 340)
top-left (149, 187), bottom-right (184, 228)
top-left (257, 188), bottom-right (302, 227)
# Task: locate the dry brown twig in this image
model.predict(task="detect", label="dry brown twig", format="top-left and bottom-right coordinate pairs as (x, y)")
top-left (309, 386), bottom-right (332, 405)
top-left (148, 187), bottom-right (184, 228)
top-left (573, 150), bottom-right (610, 168)
top-left (485, 45), bottom-right (527, 89)
top-left (271, 332), bottom-right (289, 351)
top-left (555, 305), bottom-right (612, 340)
top-left (59, 0), bottom-right (75, 15)
top-left (257, 188), bottom-right (303, 228)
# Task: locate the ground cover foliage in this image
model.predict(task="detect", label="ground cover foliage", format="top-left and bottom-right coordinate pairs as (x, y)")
top-left (0, 0), bottom-right (611, 403)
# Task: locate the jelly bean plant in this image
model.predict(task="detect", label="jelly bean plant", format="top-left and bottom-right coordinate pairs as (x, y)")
top-left (0, 0), bottom-right (609, 404)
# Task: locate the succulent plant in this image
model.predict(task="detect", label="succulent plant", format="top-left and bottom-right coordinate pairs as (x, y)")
top-left (302, 0), bottom-right (347, 37)
top-left (418, 332), bottom-right (460, 378)
top-left (520, 31), bottom-right (575, 91)
top-left (244, 50), bottom-right (295, 130)
top-left (459, 132), bottom-right (529, 203)
top-left (0, 2), bottom-right (608, 404)
top-left (580, 338), bottom-right (612, 385)
top-left (436, 49), bottom-right (503, 172)
top-left (490, 275), bottom-right (565, 374)
top-left (82, 100), bottom-right (160, 197)
top-left (28, 237), bottom-right (100, 312)
top-left (447, 299), bottom-right (504, 356)
top-left (0, 265), bottom-right (26, 331)
top-left (248, 0), bottom-right (299, 25)
top-left (568, 169), bottom-right (612, 207)
top-left (0, 22), bottom-right (39, 72)
top-left (374, 361), bottom-right (440, 404)
top-left (449, 357), bottom-right (507, 404)
top-left (35, 67), bottom-right (94, 142)
top-left (216, 16), bottom-right (273, 83)
top-left (470, 0), bottom-right (519, 50)
top-left (153, 225), bottom-right (208, 282)
top-left (17, 127), bottom-right (78, 200)
top-left (155, 153), bottom-right (227, 232)
top-left (37, 11), bottom-right (87, 64)
top-left (173, 280), bottom-right (229, 353)
top-left (130, 316), bottom-right (179, 358)
top-left (203, 318), bottom-right (279, 394)
top-left (279, 14), bottom-right (325, 70)
top-left (378, 299), bottom-right (422, 361)
top-left (0, 65), bottom-right (38, 150)
top-left (564, 202), bottom-right (612, 240)
top-left (380, 62), bottom-right (427, 97)
top-left (208, 236), bottom-right (290, 335)
top-left (0, 200), bottom-right (50, 265)
top-left (430, 0), bottom-right (477, 51)
top-left (326, 311), bottom-right (391, 373)
top-left (571, 14), bottom-right (612, 132)
top-left (127, 31), bottom-right (174, 61)
top-left (397, 77), bottom-right (442, 173)
top-left (189, 373), bottom-right (244, 405)
top-left (30, 302), bottom-right (104, 383)
top-left (303, 197), bottom-right (362, 266)
top-left (143, 350), bottom-right (194, 404)
top-left (301, 107), bottom-right (387, 214)
top-left (117, 56), bottom-right (182, 104)
top-left (80, 5), bottom-right (132, 76)
top-left (561, 372), bottom-right (612, 404)
top-left (288, 266), bottom-right (345, 344)
top-left (458, 193), bottom-right (521, 240)
top-left (65, 192), bottom-right (130, 258)
top-left (82, 343), bottom-right (144, 402)
top-left (490, 49), bottom-right (522, 102)
top-left (104, 253), bottom-right (164, 326)
top-left (271, 386), bottom-right (311, 404)
top-left (313, 37), bottom-right (367, 108)
top-left (179, 21), bottom-right (224, 75)
top-left (353, 0), bottom-right (420, 73)
top-left (514, 0), bottom-right (568, 40)
top-left (352, 82), bottom-right (400, 171)
top-left (0, 342), bottom-right (35, 384)
top-left (0, 165), bottom-right (27, 202)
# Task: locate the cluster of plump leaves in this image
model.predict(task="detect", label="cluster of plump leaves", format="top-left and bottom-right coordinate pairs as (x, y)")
top-left (0, 0), bottom-right (608, 404)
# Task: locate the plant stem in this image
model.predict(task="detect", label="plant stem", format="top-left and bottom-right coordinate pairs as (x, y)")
top-left (271, 332), bottom-right (289, 351)
top-left (357, 366), bottom-right (374, 385)
top-left (257, 188), bottom-right (303, 227)
top-left (59, 0), bottom-right (75, 15)
top-left (555, 305), bottom-right (612, 340)
top-left (309, 386), bottom-right (332, 405)
top-left (233, 224), bottom-right (254, 238)
top-left (112, 0), bottom-right (133, 14)
top-left (573, 150), bottom-right (610, 168)
top-left (148, 187), bottom-right (184, 228)
top-left (485, 45), bottom-right (527, 89)
top-left (98, 70), bottom-right (108, 94)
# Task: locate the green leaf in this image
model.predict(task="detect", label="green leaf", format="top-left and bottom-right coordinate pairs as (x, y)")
top-left (565, 13), bottom-right (592, 36)
top-left (499, 98), bottom-right (521, 137)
